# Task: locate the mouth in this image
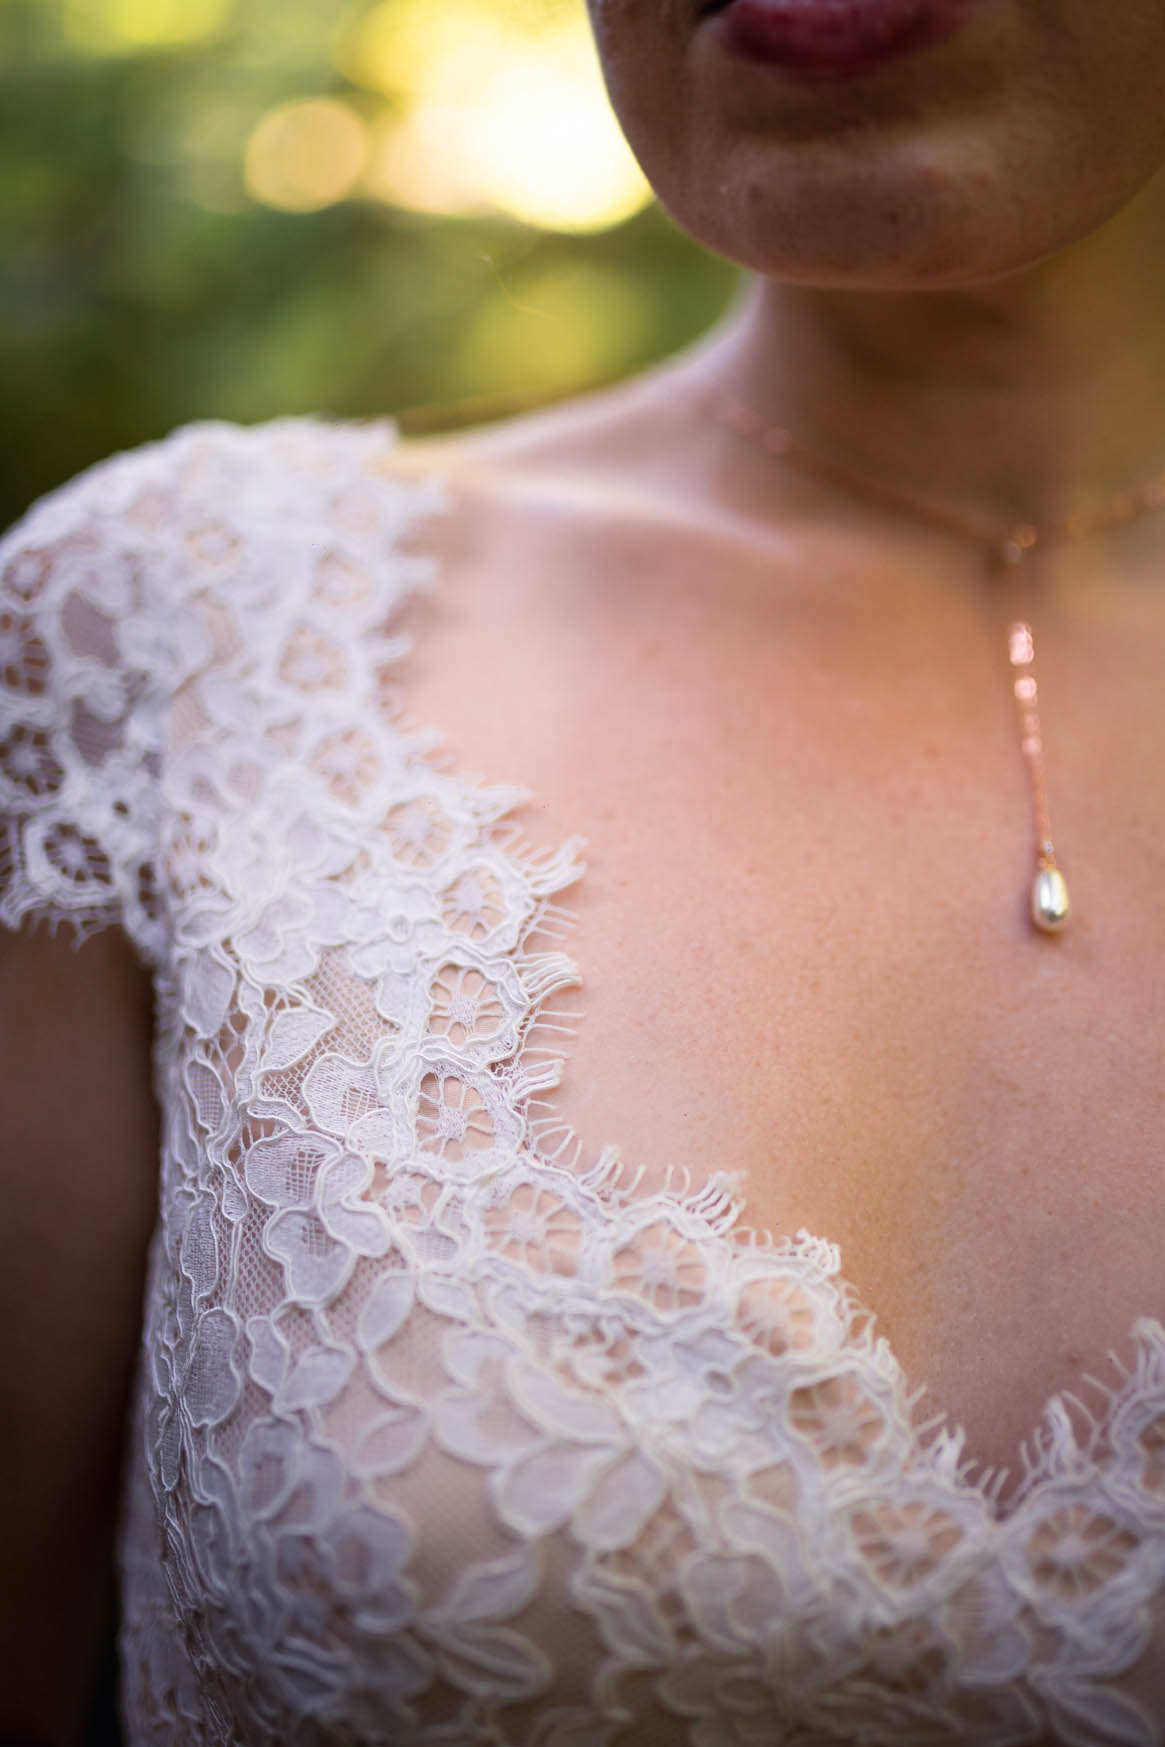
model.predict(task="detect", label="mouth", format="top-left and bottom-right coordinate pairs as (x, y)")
top-left (697, 0), bottom-right (979, 78)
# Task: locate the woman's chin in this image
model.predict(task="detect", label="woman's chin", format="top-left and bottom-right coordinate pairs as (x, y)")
top-left (593, 0), bottom-right (1165, 293)
top-left (646, 143), bottom-right (1021, 290)
top-left (639, 112), bottom-right (1160, 293)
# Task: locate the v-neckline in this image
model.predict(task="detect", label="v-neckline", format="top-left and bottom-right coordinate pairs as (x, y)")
top-left (378, 427), bottom-right (1165, 1532)
top-left (519, 1013), bottom-right (1165, 1526)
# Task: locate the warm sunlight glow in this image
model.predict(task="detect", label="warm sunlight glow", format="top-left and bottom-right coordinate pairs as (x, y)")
top-left (244, 100), bottom-right (369, 213)
top-left (64, 0), bottom-right (233, 51)
top-left (347, 0), bottom-right (653, 232)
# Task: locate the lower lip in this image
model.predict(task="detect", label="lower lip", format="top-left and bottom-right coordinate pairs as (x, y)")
top-left (705, 0), bottom-right (977, 78)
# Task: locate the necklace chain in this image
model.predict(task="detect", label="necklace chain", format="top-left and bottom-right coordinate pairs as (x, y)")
top-left (701, 385), bottom-right (1165, 569)
top-left (700, 384), bottom-right (1165, 937)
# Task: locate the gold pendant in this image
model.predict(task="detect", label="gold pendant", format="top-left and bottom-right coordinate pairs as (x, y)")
top-left (1031, 865), bottom-right (1070, 934)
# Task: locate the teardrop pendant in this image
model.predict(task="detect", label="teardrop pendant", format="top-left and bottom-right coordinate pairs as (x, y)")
top-left (1031, 864), bottom-right (1070, 934)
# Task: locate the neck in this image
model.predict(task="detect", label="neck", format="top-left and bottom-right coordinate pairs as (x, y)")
top-left (701, 170), bottom-right (1165, 536)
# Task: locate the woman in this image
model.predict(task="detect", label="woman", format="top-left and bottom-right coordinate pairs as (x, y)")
top-left (4, 0), bottom-right (1165, 1740)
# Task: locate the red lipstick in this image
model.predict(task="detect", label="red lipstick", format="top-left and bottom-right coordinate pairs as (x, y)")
top-left (701, 0), bottom-right (978, 78)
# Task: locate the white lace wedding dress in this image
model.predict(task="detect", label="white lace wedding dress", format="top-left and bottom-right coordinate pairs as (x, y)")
top-left (2, 418), bottom-right (1164, 1747)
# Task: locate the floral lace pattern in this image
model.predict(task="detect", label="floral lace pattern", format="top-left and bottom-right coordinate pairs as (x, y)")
top-left (2, 418), bottom-right (1164, 1747)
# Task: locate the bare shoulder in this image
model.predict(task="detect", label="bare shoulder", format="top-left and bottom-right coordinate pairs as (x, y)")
top-left (379, 349), bottom-right (755, 539)
top-left (376, 349), bottom-right (828, 620)
top-left (366, 356), bottom-right (825, 777)
top-left (383, 361), bottom-right (673, 482)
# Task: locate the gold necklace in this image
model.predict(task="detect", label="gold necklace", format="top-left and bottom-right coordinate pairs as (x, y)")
top-left (702, 384), bottom-right (1165, 937)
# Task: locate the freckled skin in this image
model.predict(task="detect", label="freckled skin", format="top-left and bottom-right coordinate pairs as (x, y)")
top-left (585, 0), bottom-right (1165, 287)
top-left (396, 0), bottom-right (1165, 1484)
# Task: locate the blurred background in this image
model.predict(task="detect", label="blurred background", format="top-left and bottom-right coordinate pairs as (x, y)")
top-left (0, 0), bottom-right (741, 534)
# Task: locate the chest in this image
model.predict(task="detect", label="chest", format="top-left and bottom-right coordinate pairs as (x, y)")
top-left (397, 500), bottom-right (1165, 1480)
top-left (123, 443), bottom-right (1165, 1747)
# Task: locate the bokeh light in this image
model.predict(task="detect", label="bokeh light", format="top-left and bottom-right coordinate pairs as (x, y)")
top-left (341, 0), bottom-right (653, 231)
top-left (2, 0), bottom-right (738, 533)
top-left (64, 0), bottom-right (233, 52)
top-left (244, 99), bottom-right (369, 213)
top-left (62, 0), bottom-right (654, 232)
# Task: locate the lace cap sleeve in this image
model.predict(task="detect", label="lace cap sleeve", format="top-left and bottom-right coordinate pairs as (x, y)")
top-left (0, 440), bottom-right (191, 959)
top-left (1, 417), bottom-right (446, 964)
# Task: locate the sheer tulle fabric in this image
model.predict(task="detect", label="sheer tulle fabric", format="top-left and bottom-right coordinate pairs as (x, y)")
top-left (2, 420), bottom-right (1164, 1746)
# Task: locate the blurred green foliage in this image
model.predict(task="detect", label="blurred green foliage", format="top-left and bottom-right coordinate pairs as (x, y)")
top-left (0, 0), bottom-right (739, 531)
